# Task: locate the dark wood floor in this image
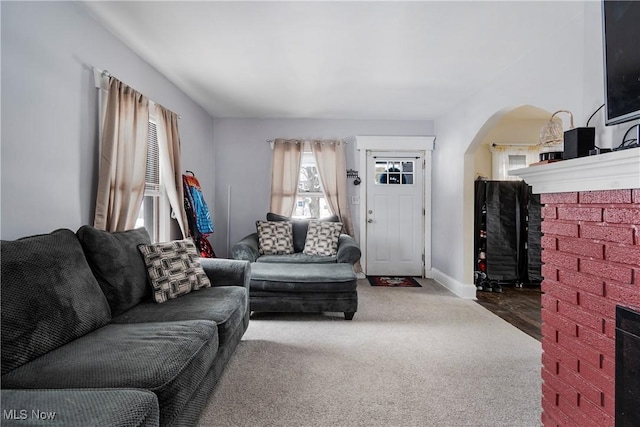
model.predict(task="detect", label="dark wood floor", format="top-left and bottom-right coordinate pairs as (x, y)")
top-left (475, 285), bottom-right (542, 341)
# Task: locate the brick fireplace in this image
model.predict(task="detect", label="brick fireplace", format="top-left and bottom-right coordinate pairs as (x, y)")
top-left (513, 149), bottom-right (640, 427)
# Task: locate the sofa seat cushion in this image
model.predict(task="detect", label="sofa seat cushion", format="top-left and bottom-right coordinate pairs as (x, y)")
top-left (1, 229), bottom-right (112, 375)
top-left (111, 286), bottom-right (247, 347)
top-left (1, 388), bottom-right (159, 427)
top-left (249, 263), bottom-right (357, 293)
top-left (256, 253), bottom-right (337, 264)
top-left (1, 321), bottom-right (218, 427)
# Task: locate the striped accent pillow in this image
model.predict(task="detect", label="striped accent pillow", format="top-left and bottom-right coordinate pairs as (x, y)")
top-left (256, 221), bottom-right (294, 255)
top-left (138, 240), bottom-right (211, 303)
top-left (303, 220), bottom-right (343, 256)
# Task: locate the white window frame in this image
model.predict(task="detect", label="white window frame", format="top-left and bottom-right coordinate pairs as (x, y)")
top-left (373, 159), bottom-right (417, 185)
top-left (293, 143), bottom-right (331, 219)
top-left (144, 106), bottom-right (171, 242)
top-left (136, 119), bottom-right (160, 241)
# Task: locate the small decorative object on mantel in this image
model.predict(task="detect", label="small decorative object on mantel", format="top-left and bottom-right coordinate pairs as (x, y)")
top-left (533, 109), bottom-right (597, 165)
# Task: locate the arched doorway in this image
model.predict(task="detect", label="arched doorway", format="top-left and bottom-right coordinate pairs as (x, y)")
top-left (462, 105), bottom-right (552, 339)
top-left (462, 105), bottom-right (552, 285)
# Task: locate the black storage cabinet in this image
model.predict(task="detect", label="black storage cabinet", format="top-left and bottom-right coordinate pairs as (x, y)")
top-left (474, 180), bottom-right (541, 285)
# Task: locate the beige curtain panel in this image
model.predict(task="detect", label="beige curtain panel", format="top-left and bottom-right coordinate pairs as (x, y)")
top-left (156, 105), bottom-right (188, 238)
top-left (311, 140), bottom-right (355, 237)
top-left (270, 139), bottom-right (303, 216)
top-left (94, 77), bottom-right (149, 231)
top-left (312, 140), bottom-right (361, 272)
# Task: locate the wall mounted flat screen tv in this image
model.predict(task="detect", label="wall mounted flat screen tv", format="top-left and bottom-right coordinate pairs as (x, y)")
top-left (602, 0), bottom-right (640, 125)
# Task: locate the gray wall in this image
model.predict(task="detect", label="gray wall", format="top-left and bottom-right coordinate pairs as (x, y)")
top-left (213, 118), bottom-right (433, 257)
top-left (1, 2), bottom-right (215, 240)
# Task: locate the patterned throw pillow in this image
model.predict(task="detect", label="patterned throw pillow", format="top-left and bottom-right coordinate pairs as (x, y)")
top-left (256, 221), bottom-right (294, 255)
top-left (303, 220), bottom-right (343, 256)
top-left (266, 212), bottom-right (340, 253)
top-left (138, 240), bottom-right (211, 303)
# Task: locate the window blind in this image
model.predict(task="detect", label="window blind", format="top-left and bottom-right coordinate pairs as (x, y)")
top-left (145, 121), bottom-right (160, 194)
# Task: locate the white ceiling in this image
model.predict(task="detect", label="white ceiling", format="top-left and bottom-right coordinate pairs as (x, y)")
top-left (83, 1), bottom-right (584, 121)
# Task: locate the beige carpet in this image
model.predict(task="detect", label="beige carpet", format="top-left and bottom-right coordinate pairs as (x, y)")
top-left (198, 279), bottom-right (542, 427)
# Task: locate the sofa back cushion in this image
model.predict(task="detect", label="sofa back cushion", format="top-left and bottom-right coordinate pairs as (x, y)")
top-left (76, 226), bottom-right (152, 316)
top-left (266, 212), bottom-right (339, 253)
top-left (1, 229), bottom-right (112, 375)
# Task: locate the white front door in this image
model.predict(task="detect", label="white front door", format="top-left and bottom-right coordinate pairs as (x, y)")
top-left (366, 151), bottom-right (424, 276)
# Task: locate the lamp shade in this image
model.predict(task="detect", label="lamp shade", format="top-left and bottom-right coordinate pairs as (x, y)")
top-left (539, 110), bottom-right (574, 148)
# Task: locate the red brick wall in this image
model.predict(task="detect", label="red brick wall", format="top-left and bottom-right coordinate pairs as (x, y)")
top-left (540, 189), bottom-right (640, 427)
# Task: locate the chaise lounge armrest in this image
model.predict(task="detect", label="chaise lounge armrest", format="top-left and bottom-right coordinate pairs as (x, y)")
top-left (231, 233), bottom-right (260, 262)
top-left (200, 258), bottom-right (251, 289)
top-left (337, 234), bottom-right (361, 265)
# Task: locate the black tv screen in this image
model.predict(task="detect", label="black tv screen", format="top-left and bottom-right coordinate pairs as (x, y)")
top-left (602, 0), bottom-right (640, 125)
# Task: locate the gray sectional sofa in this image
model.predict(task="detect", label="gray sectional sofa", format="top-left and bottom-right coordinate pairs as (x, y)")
top-left (1, 226), bottom-right (250, 427)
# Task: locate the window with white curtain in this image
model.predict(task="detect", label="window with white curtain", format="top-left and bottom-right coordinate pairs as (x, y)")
top-left (491, 144), bottom-right (540, 180)
top-left (508, 154), bottom-right (527, 170)
top-left (94, 68), bottom-right (169, 241)
top-left (294, 143), bottom-right (331, 219)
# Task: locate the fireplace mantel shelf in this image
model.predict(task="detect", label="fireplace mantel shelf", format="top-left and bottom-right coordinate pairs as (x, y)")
top-left (510, 147), bottom-right (640, 194)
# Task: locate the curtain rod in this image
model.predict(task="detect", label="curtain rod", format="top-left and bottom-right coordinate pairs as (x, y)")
top-left (491, 143), bottom-right (539, 148)
top-left (491, 143), bottom-right (538, 147)
top-left (97, 68), bottom-right (181, 119)
top-left (265, 139), bottom-right (349, 143)
top-left (266, 138), bottom-right (350, 150)
top-left (266, 138), bottom-right (349, 150)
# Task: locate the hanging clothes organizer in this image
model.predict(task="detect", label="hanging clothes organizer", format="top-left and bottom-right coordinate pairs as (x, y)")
top-left (183, 171), bottom-right (216, 258)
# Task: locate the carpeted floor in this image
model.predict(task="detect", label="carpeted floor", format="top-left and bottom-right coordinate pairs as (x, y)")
top-left (198, 278), bottom-right (542, 427)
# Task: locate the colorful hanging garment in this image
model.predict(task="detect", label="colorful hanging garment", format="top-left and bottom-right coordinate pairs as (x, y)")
top-left (183, 172), bottom-right (215, 258)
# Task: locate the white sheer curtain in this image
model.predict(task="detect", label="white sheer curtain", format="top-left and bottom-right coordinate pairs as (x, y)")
top-left (94, 77), bottom-right (149, 231)
top-left (270, 139), bottom-right (303, 216)
top-left (155, 105), bottom-right (188, 238)
top-left (490, 144), bottom-right (540, 180)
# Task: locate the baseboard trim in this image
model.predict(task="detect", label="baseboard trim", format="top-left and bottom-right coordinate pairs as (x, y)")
top-left (432, 268), bottom-right (476, 299)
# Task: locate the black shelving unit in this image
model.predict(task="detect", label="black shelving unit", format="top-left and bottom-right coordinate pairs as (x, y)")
top-left (474, 180), bottom-right (541, 292)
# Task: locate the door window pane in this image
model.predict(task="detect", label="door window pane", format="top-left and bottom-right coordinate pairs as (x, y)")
top-left (375, 160), bottom-right (415, 185)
